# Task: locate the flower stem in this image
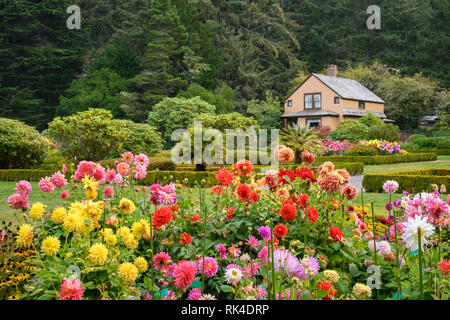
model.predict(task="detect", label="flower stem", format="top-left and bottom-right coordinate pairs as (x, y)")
top-left (418, 227), bottom-right (424, 300)
top-left (393, 209), bottom-right (401, 297)
top-left (270, 224), bottom-right (276, 300)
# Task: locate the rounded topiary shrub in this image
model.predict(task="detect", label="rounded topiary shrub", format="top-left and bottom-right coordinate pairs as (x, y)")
top-left (328, 121), bottom-right (368, 142)
top-left (366, 123), bottom-right (400, 142)
top-left (0, 118), bottom-right (50, 169)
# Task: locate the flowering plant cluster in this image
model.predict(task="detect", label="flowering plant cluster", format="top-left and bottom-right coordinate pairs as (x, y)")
top-left (320, 139), bottom-right (406, 156)
top-left (3, 149), bottom-right (449, 300)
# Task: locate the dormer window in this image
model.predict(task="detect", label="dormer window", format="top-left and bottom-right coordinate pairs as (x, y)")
top-left (334, 97), bottom-right (340, 104)
top-left (287, 100), bottom-right (293, 107)
top-left (359, 101), bottom-right (365, 109)
top-left (304, 93), bottom-right (321, 109)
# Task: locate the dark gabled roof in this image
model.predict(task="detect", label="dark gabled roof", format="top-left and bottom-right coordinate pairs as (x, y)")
top-left (313, 74), bottom-right (385, 104)
top-left (281, 110), bottom-right (340, 118)
top-left (342, 108), bottom-right (386, 118)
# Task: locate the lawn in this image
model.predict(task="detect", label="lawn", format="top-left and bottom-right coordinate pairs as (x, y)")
top-left (363, 155), bottom-right (450, 173)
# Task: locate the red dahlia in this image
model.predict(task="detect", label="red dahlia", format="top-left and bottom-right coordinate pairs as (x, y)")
top-left (280, 201), bottom-right (297, 221)
top-left (273, 224), bottom-right (288, 238)
top-left (216, 168), bottom-right (233, 186)
top-left (329, 226), bottom-right (343, 241)
top-left (179, 232), bottom-right (192, 245)
top-left (307, 207), bottom-right (318, 223)
top-left (152, 207), bottom-right (173, 230)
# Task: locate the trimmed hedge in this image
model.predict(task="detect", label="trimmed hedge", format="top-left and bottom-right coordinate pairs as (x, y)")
top-left (408, 149), bottom-right (450, 156)
top-left (98, 157), bottom-right (176, 171)
top-left (140, 171), bottom-right (215, 187)
top-left (362, 169), bottom-right (450, 193)
top-left (0, 169), bottom-right (56, 181)
top-left (315, 153), bottom-right (437, 165)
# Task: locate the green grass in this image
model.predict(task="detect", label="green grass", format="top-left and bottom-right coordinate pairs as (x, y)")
top-left (363, 155), bottom-right (450, 174)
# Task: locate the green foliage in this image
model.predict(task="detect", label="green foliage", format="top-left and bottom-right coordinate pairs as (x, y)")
top-left (0, 118), bottom-right (50, 169)
top-left (56, 69), bottom-right (129, 118)
top-left (280, 125), bottom-right (321, 163)
top-left (115, 120), bottom-right (163, 157)
top-left (39, 149), bottom-right (71, 171)
top-left (140, 170), bottom-right (215, 187)
top-left (366, 123), bottom-right (400, 142)
top-left (359, 113), bottom-right (383, 127)
top-left (362, 169), bottom-right (450, 193)
top-left (147, 97), bottom-right (216, 143)
top-left (247, 91), bottom-right (282, 129)
top-left (177, 83), bottom-right (235, 114)
top-left (87, 41), bottom-right (140, 79)
top-left (45, 108), bottom-right (129, 161)
top-left (407, 149), bottom-right (450, 155)
top-left (194, 113), bottom-right (259, 132)
top-left (328, 121), bottom-right (369, 142)
top-left (0, 0), bottom-right (88, 130)
top-left (316, 153), bottom-right (437, 165)
top-left (405, 135), bottom-right (450, 150)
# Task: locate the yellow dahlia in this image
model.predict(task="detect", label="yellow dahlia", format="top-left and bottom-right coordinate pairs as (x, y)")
top-left (323, 270), bottom-right (340, 283)
top-left (82, 175), bottom-right (99, 190)
top-left (124, 234), bottom-right (138, 249)
top-left (86, 188), bottom-right (97, 201)
top-left (16, 224), bottom-right (34, 247)
top-left (352, 283), bottom-right (372, 299)
top-left (29, 202), bottom-right (46, 220)
top-left (118, 262), bottom-right (138, 284)
top-left (116, 227), bottom-right (131, 239)
top-left (69, 201), bottom-right (85, 215)
top-left (41, 236), bottom-right (60, 255)
top-left (84, 201), bottom-right (103, 220)
top-left (51, 207), bottom-right (67, 223)
top-left (119, 198), bottom-right (136, 214)
top-left (87, 243), bottom-right (108, 265)
top-left (131, 220), bottom-right (150, 239)
top-left (63, 213), bottom-right (83, 232)
top-left (134, 257), bottom-right (148, 273)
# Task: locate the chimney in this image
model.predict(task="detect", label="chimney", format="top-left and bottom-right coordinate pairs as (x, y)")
top-left (328, 64), bottom-right (337, 77)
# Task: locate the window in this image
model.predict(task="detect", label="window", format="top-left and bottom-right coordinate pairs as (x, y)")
top-left (304, 93), bottom-right (321, 109)
top-left (334, 97), bottom-right (340, 104)
top-left (359, 101), bottom-right (365, 109)
top-left (306, 118), bottom-right (321, 128)
top-left (287, 100), bottom-right (293, 107)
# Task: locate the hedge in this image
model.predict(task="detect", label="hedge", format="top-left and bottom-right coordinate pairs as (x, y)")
top-left (315, 153), bottom-right (437, 165)
top-left (362, 169), bottom-right (450, 193)
top-left (0, 170), bottom-right (57, 181)
top-left (175, 162), bottom-right (364, 176)
top-left (98, 157), bottom-right (176, 171)
top-left (140, 171), bottom-right (215, 187)
top-left (408, 149), bottom-right (450, 156)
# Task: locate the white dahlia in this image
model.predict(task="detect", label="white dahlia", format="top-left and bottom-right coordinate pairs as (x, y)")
top-left (225, 267), bottom-right (242, 286)
top-left (401, 215), bottom-right (435, 251)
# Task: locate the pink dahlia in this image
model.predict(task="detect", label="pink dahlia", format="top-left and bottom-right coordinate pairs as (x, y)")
top-left (343, 185), bottom-right (358, 200)
top-left (188, 288), bottom-right (202, 300)
top-left (197, 257), bottom-right (218, 278)
top-left (116, 162), bottom-right (130, 177)
top-left (93, 165), bottom-right (106, 185)
top-left (74, 161), bottom-right (95, 182)
top-left (51, 171), bottom-right (68, 189)
top-left (258, 246), bottom-right (268, 263)
top-left (8, 193), bottom-right (29, 210)
top-left (106, 169), bottom-right (116, 184)
top-left (173, 261), bottom-right (197, 289)
top-left (15, 180), bottom-right (32, 197)
top-left (278, 147), bottom-right (294, 163)
top-left (39, 177), bottom-right (55, 193)
top-left (59, 278), bottom-right (84, 300)
top-left (121, 152), bottom-right (134, 163)
top-left (301, 150), bottom-right (316, 165)
top-left (158, 191), bottom-right (177, 206)
top-left (133, 164), bottom-right (147, 180)
top-left (104, 186), bottom-right (114, 199)
top-left (60, 190), bottom-right (70, 201)
top-left (153, 252), bottom-right (172, 272)
top-left (383, 180), bottom-right (399, 194)
top-left (216, 244), bottom-right (226, 260)
top-left (134, 154), bottom-right (149, 167)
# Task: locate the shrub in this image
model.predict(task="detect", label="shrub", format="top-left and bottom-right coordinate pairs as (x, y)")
top-left (431, 129), bottom-right (450, 137)
top-left (362, 169), bottom-right (450, 193)
top-left (366, 123), bottom-right (400, 142)
top-left (0, 169), bottom-right (55, 181)
top-left (345, 144), bottom-right (378, 156)
top-left (314, 124), bottom-right (332, 140)
top-left (359, 113), bottom-right (383, 127)
top-left (328, 121), bottom-right (368, 142)
top-left (195, 112), bottom-right (260, 132)
top-left (0, 118), bottom-right (50, 169)
top-left (408, 136), bottom-right (450, 149)
top-left (116, 120), bottom-right (162, 157)
top-left (140, 171), bottom-right (216, 187)
top-left (39, 149), bottom-right (72, 171)
top-left (407, 149), bottom-right (450, 155)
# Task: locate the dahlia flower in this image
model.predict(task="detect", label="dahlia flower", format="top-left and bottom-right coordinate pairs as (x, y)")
top-left (59, 278), bottom-right (84, 300)
top-left (225, 267), bottom-right (242, 286)
top-left (270, 249), bottom-right (300, 276)
top-left (383, 180), bottom-right (399, 194)
top-left (401, 215), bottom-right (435, 251)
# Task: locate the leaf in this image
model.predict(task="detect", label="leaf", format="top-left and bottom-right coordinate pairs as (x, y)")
top-left (220, 285), bottom-right (234, 293)
top-left (348, 263), bottom-right (361, 277)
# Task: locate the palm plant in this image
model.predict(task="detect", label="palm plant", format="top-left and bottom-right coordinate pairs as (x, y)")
top-left (280, 124), bottom-right (321, 163)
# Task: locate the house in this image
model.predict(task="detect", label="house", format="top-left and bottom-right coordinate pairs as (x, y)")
top-left (281, 65), bottom-right (393, 129)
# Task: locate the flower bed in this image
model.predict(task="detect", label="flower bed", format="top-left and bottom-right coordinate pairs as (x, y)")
top-left (3, 151), bottom-right (449, 300)
top-left (320, 139), bottom-right (407, 156)
top-left (362, 169), bottom-right (450, 193)
top-left (316, 153), bottom-right (437, 165)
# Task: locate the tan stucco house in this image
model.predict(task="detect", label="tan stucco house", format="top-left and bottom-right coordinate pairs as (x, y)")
top-left (281, 65), bottom-right (393, 129)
